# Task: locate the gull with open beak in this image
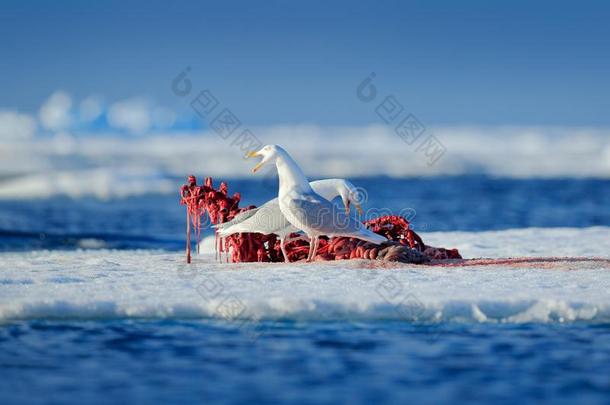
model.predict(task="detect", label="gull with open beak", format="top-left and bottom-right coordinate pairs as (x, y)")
top-left (247, 145), bottom-right (386, 262)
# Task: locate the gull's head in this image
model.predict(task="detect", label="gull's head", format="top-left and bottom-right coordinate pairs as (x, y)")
top-left (338, 180), bottom-right (364, 216)
top-left (247, 144), bottom-right (280, 174)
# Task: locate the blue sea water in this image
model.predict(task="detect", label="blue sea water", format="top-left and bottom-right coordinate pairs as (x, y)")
top-left (0, 176), bottom-right (608, 251)
top-left (1, 176), bottom-right (610, 404)
top-left (2, 321), bottom-right (610, 404)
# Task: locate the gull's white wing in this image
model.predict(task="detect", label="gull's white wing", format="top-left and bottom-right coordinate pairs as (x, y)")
top-left (217, 199), bottom-right (294, 237)
top-left (215, 207), bottom-right (261, 230)
top-left (287, 192), bottom-right (386, 244)
top-left (274, 224), bottom-right (301, 238)
top-left (215, 197), bottom-right (280, 231)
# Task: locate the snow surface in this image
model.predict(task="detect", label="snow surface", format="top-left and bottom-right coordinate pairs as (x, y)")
top-left (1, 227), bottom-right (609, 324)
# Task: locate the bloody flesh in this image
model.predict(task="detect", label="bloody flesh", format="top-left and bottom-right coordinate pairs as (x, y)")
top-left (180, 176), bottom-right (461, 263)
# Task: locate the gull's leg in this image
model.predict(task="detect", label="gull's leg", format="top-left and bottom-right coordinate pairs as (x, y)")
top-left (312, 236), bottom-right (320, 261)
top-left (306, 236), bottom-right (315, 262)
top-left (307, 236), bottom-right (319, 262)
top-left (280, 236), bottom-right (290, 263)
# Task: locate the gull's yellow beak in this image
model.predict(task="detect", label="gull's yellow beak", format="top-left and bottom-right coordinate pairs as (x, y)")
top-left (246, 151), bottom-right (263, 173)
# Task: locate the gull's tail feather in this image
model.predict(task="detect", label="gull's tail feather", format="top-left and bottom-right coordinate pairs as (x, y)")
top-left (217, 223), bottom-right (249, 238)
top-left (214, 208), bottom-right (260, 232)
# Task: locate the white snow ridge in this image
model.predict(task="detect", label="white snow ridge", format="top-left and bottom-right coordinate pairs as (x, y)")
top-left (1, 228), bottom-right (609, 324)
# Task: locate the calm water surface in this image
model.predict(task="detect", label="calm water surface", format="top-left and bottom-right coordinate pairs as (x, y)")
top-left (1, 321), bottom-right (610, 404)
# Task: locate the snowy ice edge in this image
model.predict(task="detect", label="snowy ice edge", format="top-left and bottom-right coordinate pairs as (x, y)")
top-left (0, 298), bottom-right (608, 324)
top-left (1, 226), bottom-right (610, 325)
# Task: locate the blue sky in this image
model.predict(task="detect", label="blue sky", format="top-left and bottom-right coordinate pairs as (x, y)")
top-left (1, 0), bottom-right (610, 127)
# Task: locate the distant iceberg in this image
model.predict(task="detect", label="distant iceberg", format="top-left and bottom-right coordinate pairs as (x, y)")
top-left (0, 125), bottom-right (609, 198)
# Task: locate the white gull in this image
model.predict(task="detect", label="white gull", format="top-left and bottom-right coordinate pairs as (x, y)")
top-left (248, 145), bottom-right (386, 261)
